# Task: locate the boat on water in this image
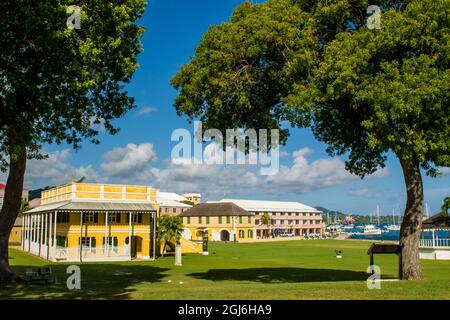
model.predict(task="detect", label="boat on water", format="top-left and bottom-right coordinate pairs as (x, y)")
top-left (353, 224), bottom-right (382, 236)
top-left (384, 208), bottom-right (401, 231)
top-left (326, 224), bottom-right (342, 233)
top-left (384, 224), bottom-right (400, 231)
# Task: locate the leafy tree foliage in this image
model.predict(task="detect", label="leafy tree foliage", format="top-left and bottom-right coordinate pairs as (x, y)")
top-left (172, 0), bottom-right (450, 279)
top-left (0, 0), bottom-right (147, 282)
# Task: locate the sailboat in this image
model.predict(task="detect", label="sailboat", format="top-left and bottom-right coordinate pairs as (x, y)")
top-left (385, 208), bottom-right (400, 231)
top-left (354, 208), bottom-right (382, 235)
top-left (326, 211), bottom-right (343, 233)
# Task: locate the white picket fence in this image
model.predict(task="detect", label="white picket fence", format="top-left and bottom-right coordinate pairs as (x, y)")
top-left (420, 238), bottom-right (450, 248)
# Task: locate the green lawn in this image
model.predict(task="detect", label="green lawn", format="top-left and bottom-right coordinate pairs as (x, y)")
top-left (2, 240), bottom-right (449, 300)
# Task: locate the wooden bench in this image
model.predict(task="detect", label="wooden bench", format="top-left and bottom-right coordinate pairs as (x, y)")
top-left (25, 267), bottom-right (54, 284)
top-left (367, 243), bottom-right (403, 279)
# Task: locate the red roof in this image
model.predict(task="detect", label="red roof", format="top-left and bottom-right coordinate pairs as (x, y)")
top-left (0, 184), bottom-right (27, 190)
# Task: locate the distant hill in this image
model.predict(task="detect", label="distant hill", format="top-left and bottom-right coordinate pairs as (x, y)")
top-left (314, 206), bottom-right (402, 224)
top-left (314, 206), bottom-right (345, 216)
top-left (28, 186), bottom-right (55, 201)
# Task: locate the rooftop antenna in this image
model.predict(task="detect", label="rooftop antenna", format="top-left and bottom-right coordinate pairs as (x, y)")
top-left (425, 203), bottom-right (430, 218)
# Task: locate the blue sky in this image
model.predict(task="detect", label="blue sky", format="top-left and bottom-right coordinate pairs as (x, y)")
top-left (15, 0), bottom-right (449, 215)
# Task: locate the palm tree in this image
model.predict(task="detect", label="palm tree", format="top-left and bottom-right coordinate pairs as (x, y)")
top-left (18, 200), bottom-right (29, 217)
top-left (441, 197), bottom-right (449, 217)
top-left (260, 213), bottom-right (272, 238)
top-left (156, 215), bottom-right (184, 257)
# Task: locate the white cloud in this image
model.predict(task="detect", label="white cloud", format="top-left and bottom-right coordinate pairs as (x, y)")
top-left (100, 143), bottom-right (157, 178)
top-left (279, 151), bottom-right (290, 158)
top-left (438, 167), bottom-right (450, 175)
top-left (266, 148), bottom-right (357, 192)
top-left (151, 147), bottom-right (389, 197)
top-left (347, 186), bottom-right (383, 198)
top-left (17, 144), bottom-right (390, 200)
top-left (136, 106), bottom-right (157, 116)
top-left (25, 149), bottom-right (99, 188)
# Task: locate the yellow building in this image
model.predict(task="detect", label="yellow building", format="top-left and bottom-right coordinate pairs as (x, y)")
top-left (180, 202), bottom-right (255, 242)
top-left (9, 216), bottom-right (23, 249)
top-left (23, 182), bottom-right (158, 262)
top-left (2, 184), bottom-right (29, 248)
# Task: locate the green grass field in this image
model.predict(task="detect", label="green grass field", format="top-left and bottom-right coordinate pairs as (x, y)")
top-left (2, 240), bottom-right (449, 300)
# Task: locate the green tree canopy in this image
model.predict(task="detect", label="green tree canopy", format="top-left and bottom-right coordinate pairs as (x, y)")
top-left (172, 0), bottom-right (450, 279)
top-left (442, 197), bottom-right (450, 217)
top-left (0, 0), bottom-right (147, 282)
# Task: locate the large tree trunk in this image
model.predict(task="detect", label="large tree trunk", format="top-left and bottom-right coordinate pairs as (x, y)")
top-left (399, 158), bottom-right (424, 280)
top-left (0, 143), bottom-right (27, 283)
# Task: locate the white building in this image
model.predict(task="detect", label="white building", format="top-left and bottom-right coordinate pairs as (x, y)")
top-left (419, 213), bottom-right (450, 260)
top-left (215, 199), bottom-right (324, 238)
top-left (157, 192), bottom-right (192, 216)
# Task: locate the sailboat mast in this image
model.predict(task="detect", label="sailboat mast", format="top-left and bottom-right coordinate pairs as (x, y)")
top-left (377, 205), bottom-right (380, 226)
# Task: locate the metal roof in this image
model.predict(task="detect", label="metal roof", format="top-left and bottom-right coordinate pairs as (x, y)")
top-left (158, 198), bottom-right (192, 208)
top-left (158, 192), bottom-right (187, 202)
top-left (422, 213), bottom-right (450, 230)
top-left (24, 200), bottom-right (156, 214)
top-left (214, 199), bottom-right (321, 213)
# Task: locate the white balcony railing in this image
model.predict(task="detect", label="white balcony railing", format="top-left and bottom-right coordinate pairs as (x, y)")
top-left (420, 239), bottom-right (450, 248)
top-left (55, 245), bottom-right (130, 260)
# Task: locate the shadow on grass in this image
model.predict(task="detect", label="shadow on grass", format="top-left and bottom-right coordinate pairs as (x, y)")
top-left (188, 267), bottom-right (369, 283)
top-left (2, 263), bottom-right (170, 300)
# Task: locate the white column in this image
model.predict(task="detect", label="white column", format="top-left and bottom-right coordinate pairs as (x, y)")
top-left (48, 212), bottom-right (52, 260)
top-left (28, 214), bottom-right (32, 252)
top-left (80, 211), bottom-right (83, 262)
top-left (44, 213), bottom-right (48, 246)
top-left (31, 215), bottom-right (34, 246)
top-left (153, 212), bottom-right (156, 260)
top-left (45, 212), bottom-right (49, 258)
top-left (105, 211), bottom-right (109, 256)
top-left (39, 213), bottom-right (44, 256)
top-left (35, 215), bottom-right (38, 247)
top-left (432, 230), bottom-right (436, 247)
top-left (53, 211), bottom-right (57, 260)
top-left (129, 212), bottom-right (132, 259)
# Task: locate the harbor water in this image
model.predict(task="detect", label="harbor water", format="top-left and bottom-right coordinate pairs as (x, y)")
top-left (344, 224), bottom-right (450, 241)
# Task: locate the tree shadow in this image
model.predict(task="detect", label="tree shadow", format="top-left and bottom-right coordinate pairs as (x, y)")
top-left (2, 262), bottom-right (170, 300)
top-left (188, 267), bottom-right (369, 283)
